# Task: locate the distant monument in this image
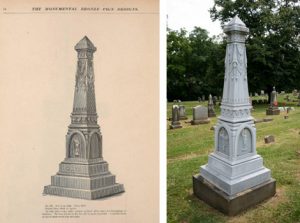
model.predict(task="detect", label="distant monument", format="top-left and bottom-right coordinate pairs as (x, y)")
top-left (191, 106), bottom-right (210, 125)
top-left (193, 16), bottom-right (276, 216)
top-left (179, 105), bottom-right (188, 120)
top-left (266, 86), bottom-right (280, 115)
top-left (208, 94), bottom-right (216, 117)
top-left (170, 105), bottom-right (182, 129)
top-left (43, 36), bottom-right (124, 200)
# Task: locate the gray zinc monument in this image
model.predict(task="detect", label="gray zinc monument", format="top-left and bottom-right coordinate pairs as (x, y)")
top-left (266, 86), bottom-right (280, 115)
top-left (193, 16), bottom-right (275, 215)
top-left (170, 105), bottom-right (182, 129)
top-left (208, 94), bottom-right (216, 117)
top-left (43, 36), bottom-right (124, 200)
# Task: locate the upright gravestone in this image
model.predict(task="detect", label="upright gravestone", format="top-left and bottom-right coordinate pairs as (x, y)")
top-left (202, 95), bottom-right (205, 101)
top-left (193, 16), bottom-right (275, 216)
top-left (179, 105), bottom-right (188, 120)
top-left (266, 86), bottom-right (280, 115)
top-left (208, 94), bottom-right (216, 117)
top-left (191, 106), bottom-right (210, 125)
top-left (43, 36), bottom-right (124, 200)
top-left (170, 105), bottom-right (182, 129)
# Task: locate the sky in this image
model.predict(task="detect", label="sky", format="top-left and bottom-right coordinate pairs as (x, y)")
top-left (167, 0), bottom-right (223, 37)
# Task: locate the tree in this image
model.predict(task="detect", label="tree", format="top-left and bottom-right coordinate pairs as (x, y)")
top-left (210, 0), bottom-right (300, 96)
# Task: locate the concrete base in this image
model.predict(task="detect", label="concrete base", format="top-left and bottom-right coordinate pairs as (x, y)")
top-left (193, 174), bottom-right (276, 216)
top-left (266, 108), bottom-right (280, 115)
top-left (191, 119), bottom-right (210, 125)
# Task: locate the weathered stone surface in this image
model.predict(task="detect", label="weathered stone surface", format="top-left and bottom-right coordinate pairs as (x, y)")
top-left (264, 135), bottom-right (275, 144)
top-left (179, 105), bottom-right (188, 120)
top-left (170, 105), bottom-right (182, 129)
top-left (44, 37), bottom-right (124, 200)
top-left (208, 94), bottom-right (216, 117)
top-left (191, 105), bottom-right (210, 125)
top-left (266, 86), bottom-right (280, 115)
top-left (194, 16), bottom-right (275, 214)
top-left (193, 174), bottom-right (276, 216)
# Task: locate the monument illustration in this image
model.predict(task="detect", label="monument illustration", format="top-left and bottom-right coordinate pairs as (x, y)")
top-left (43, 36), bottom-right (124, 200)
top-left (193, 16), bottom-right (276, 215)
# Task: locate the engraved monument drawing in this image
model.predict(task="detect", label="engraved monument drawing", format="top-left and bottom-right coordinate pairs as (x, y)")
top-left (43, 36), bottom-right (125, 200)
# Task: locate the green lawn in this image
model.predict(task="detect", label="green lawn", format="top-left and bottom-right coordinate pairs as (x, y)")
top-left (167, 94), bottom-right (300, 223)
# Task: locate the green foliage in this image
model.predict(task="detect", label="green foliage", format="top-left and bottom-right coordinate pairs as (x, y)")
top-left (167, 0), bottom-right (300, 101)
top-left (210, 0), bottom-right (300, 93)
top-left (167, 28), bottom-right (225, 101)
top-left (167, 96), bottom-right (300, 222)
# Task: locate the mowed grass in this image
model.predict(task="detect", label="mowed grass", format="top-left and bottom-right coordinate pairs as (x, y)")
top-left (167, 94), bottom-right (300, 223)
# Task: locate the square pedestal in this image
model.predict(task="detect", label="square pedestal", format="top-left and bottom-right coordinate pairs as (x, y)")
top-left (193, 174), bottom-right (276, 216)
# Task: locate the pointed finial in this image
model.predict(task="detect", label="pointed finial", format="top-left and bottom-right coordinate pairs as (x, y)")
top-left (75, 36), bottom-right (97, 52)
top-left (224, 15), bottom-right (249, 34)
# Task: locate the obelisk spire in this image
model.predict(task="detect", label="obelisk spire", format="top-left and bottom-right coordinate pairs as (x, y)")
top-left (221, 15), bottom-right (252, 122)
top-left (71, 36), bottom-right (98, 126)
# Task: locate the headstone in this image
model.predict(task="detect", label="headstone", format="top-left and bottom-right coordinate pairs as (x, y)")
top-left (170, 105), bottom-right (182, 129)
top-left (293, 89), bottom-right (298, 96)
top-left (198, 97), bottom-right (202, 102)
top-left (179, 105), bottom-right (188, 120)
top-left (43, 36), bottom-right (124, 200)
top-left (191, 105), bottom-right (210, 125)
top-left (264, 135), bottom-right (275, 144)
top-left (178, 99), bottom-right (181, 103)
top-left (266, 86), bottom-right (280, 115)
top-left (260, 90), bottom-right (264, 95)
top-left (208, 94), bottom-right (216, 117)
top-left (250, 92), bottom-right (253, 97)
top-left (255, 92), bottom-right (258, 96)
top-left (212, 96), bottom-right (217, 106)
top-left (193, 16), bottom-right (275, 216)
top-left (280, 91), bottom-right (285, 94)
top-left (202, 95), bottom-right (205, 101)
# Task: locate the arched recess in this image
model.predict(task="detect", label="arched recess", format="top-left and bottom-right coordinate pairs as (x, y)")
top-left (89, 132), bottom-right (102, 159)
top-left (68, 132), bottom-right (86, 159)
top-left (217, 127), bottom-right (229, 156)
top-left (237, 127), bottom-right (252, 156)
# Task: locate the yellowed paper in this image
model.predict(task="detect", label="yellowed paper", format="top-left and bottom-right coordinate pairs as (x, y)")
top-left (0, 0), bottom-right (159, 222)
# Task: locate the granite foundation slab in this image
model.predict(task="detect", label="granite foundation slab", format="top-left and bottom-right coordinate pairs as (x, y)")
top-left (193, 174), bottom-right (276, 216)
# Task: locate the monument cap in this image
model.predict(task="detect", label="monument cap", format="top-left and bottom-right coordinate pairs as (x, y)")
top-left (75, 36), bottom-right (97, 52)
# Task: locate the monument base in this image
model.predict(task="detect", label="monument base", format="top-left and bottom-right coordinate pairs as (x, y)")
top-left (266, 108), bottom-right (280, 115)
top-left (193, 174), bottom-right (276, 216)
top-left (43, 159), bottom-right (124, 200)
top-left (179, 116), bottom-right (188, 120)
top-left (170, 121), bottom-right (182, 129)
top-left (191, 119), bottom-right (210, 125)
top-left (44, 183), bottom-right (124, 200)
